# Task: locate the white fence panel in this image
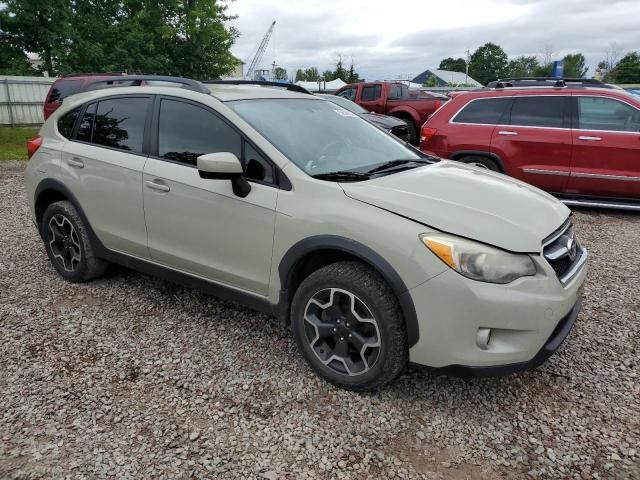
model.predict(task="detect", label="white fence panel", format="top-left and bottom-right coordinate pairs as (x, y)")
top-left (0, 76), bottom-right (55, 126)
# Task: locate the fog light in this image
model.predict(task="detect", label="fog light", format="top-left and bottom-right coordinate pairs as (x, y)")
top-left (476, 328), bottom-right (492, 350)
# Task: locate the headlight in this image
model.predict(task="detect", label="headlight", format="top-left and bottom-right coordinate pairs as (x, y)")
top-left (420, 233), bottom-right (536, 284)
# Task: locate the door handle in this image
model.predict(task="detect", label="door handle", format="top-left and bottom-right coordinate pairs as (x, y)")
top-left (145, 180), bottom-right (170, 192)
top-left (497, 130), bottom-right (518, 136)
top-left (578, 136), bottom-right (601, 141)
top-left (66, 157), bottom-right (84, 168)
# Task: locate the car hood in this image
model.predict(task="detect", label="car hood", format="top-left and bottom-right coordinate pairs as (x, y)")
top-left (359, 113), bottom-right (406, 129)
top-left (341, 161), bottom-right (570, 253)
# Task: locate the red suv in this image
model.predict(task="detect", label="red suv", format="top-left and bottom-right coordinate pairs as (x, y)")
top-left (43, 74), bottom-right (133, 120)
top-left (420, 78), bottom-right (640, 209)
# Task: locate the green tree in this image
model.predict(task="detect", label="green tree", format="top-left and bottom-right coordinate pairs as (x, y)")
top-left (562, 53), bottom-right (588, 78)
top-left (294, 69), bottom-right (304, 81)
top-left (422, 75), bottom-right (438, 87)
top-left (333, 54), bottom-right (347, 82)
top-left (610, 51), bottom-right (640, 83)
top-left (303, 67), bottom-right (319, 81)
top-left (507, 56), bottom-right (539, 77)
top-left (346, 62), bottom-right (359, 83)
top-left (438, 57), bottom-right (466, 73)
top-left (0, 30), bottom-right (35, 75)
top-left (0, 0), bottom-right (73, 75)
top-left (273, 66), bottom-right (287, 81)
top-left (321, 69), bottom-right (334, 81)
top-left (468, 43), bottom-right (508, 85)
top-left (533, 63), bottom-right (552, 77)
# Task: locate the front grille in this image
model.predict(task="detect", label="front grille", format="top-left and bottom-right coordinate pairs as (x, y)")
top-left (542, 219), bottom-right (586, 285)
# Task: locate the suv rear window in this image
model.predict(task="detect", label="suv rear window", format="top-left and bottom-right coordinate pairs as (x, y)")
top-left (452, 97), bottom-right (510, 124)
top-left (47, 79), bottom-right (83, 103)
top-left (509, 96), bottom-right (566, 128)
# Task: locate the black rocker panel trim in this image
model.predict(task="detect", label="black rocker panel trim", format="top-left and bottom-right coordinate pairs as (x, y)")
top-left (278, 235), bottom-right (420, 347)
top-left (33, 178), bottom-right (276, 316)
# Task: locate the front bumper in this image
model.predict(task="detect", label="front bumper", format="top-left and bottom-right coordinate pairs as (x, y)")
top-left (407, 252), bottom-right (587, 373)
top-left (428, 297), bottom-right (582, 377)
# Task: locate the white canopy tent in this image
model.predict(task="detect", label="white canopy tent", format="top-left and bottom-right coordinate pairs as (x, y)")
top-left (295, 78), bottom-right (347, 92)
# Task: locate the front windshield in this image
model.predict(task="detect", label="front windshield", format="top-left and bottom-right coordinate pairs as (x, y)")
top-left (228, 98), bottom-right (421, 176)
top-left (318, 94), bottom-right (368, 114)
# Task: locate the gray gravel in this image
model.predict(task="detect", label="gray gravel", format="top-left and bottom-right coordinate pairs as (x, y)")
top-left (0, 160), bottom-right (638, 480)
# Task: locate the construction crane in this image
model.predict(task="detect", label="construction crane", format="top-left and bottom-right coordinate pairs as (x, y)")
top-left (245, 21), bottom-right (276, 81)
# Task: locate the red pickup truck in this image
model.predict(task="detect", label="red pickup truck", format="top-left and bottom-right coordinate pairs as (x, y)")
top-left (334, 82), bottom-right (443, 144)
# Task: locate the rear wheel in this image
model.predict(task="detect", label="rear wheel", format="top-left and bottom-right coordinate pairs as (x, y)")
top-left (42, 201), bottom-right (108, 282)
top-left (403, 120), bottom-right (418, 145)
top-left (457, 155), bottom-right (501, 172)
top-left (291, 261), bottom-right (408, 391)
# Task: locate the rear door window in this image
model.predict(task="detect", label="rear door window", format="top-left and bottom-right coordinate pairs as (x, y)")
top-left (47, 79), bottom-right (83, 103)
top-left (509, 96), bottom-right (566, 128)
top-left (452, 97), bottom-right (511, 124)
top-left (361, 85), bottom-right (382, 101)
top-left (93, 97), bottom-right (150, 152)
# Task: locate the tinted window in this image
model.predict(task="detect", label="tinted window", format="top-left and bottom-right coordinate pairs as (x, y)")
top-left (244, 141), bottom-right (274, 183)
top-left (578, 97), bottom-right (640, 132)
top-left (452, 98), bottom-right (511, 124)
top-left (47, 79), bottom-right (83, 103)
top-left (76, 103), bottom-right (96, 142)
top-left (389, 84), bottom-right (408, 99)
top-left (158, 99), bottom-right (241, 166)
top-left (93, 97), bottom-right (149, 152)
top-left (57, 107), bottom-right (80, 139)
top-left (361, 85), bottom-right (381, 101)
top-left (337, 88), bottom-right (356, 101)
top-left (510, 96), bottom-right (565, 128)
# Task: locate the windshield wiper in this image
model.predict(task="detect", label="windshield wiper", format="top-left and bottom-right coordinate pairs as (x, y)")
top-left (311, 171), bottom-right (371, 182)
top-left (366, 159), bottom-right (431, 175)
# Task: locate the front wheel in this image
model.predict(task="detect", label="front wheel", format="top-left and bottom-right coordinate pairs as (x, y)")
top-left (403, 120), bottom-right (418, 145)
top-left (457, 155), bottom-right (501, 172)
top-left (291, 261), bottom-right (408, 391)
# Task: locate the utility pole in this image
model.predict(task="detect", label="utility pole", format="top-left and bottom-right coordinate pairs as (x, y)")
top-left (465, 48), bottom-right (470, 85)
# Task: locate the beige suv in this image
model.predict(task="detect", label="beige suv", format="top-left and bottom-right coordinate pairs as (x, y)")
top-left (25, 77), bottom-right (587, 391)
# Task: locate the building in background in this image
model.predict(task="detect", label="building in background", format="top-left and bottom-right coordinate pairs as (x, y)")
top-left (412, 69), bottom-right (482, 87)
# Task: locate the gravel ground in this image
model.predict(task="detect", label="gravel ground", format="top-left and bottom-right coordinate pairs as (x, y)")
top-left (0, 160), bottom-right (638, 480)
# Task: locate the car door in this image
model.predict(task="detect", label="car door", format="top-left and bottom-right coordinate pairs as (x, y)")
top-left (142, 97), bottom-right (278, 296)
top-left (357, 84), bottom-right (385, 114)
top-left (60, 95), bottom-right (152, 258)
top-left (568, 95), bottom-right (640, 198)
top-left (490, 95), bottom-right (572, 193)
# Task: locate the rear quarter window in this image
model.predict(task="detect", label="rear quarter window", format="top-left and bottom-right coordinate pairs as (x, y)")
top-left (57, 107), bottom-right (81, 139)
top-left (452, 97), bottom-right (511, 124)
top-left (47, 79), bottom-right (83, 103)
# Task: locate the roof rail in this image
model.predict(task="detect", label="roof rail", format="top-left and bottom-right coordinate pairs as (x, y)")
top-left (487, 77), bottom-right (614, 90)
top-left (83, 75), bottom-right (210, 94)
top-left (204, 80), bottom-right (312, 95)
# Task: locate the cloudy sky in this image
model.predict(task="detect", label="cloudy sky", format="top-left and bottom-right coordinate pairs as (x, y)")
top-left (226, 0), bottom-right (639, 82)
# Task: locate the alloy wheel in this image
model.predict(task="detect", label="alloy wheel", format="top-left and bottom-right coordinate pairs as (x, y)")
top-left (303, 288), bottom-right (381, 376)
top-left (48, 214), bottom-right (82, 272)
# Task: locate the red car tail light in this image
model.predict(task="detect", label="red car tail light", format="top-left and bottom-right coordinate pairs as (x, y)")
top-left (420, 127), bottom-right (437, 144)
top-left (27, 135), bottom-right (43, 159)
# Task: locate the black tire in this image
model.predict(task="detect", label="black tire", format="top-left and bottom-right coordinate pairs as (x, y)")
top-left (457, 155), bottom-right (501, 172)
top-left (291, 261), bottom-right (408, 391)
top-left (403, 120), bottom-right (418, 145)
top-left (41, 200), bottom-right (107, 283)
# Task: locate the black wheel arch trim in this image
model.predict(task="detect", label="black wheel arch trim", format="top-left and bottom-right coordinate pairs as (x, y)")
top-left (449, 150), bottom-right (505, 172)
top-left (277, 235), bottom-right (420, 347)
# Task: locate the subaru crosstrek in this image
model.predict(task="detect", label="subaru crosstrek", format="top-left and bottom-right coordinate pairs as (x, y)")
top-left (25, 77), bottom-right (587, 391)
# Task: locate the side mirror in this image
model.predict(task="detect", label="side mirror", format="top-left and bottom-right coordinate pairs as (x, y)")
top-left (197, 152), bottom-right (251, 198)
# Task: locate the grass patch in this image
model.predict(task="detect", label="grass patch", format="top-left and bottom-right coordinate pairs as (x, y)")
top-left (0, 127), bottom-right (39, 161)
